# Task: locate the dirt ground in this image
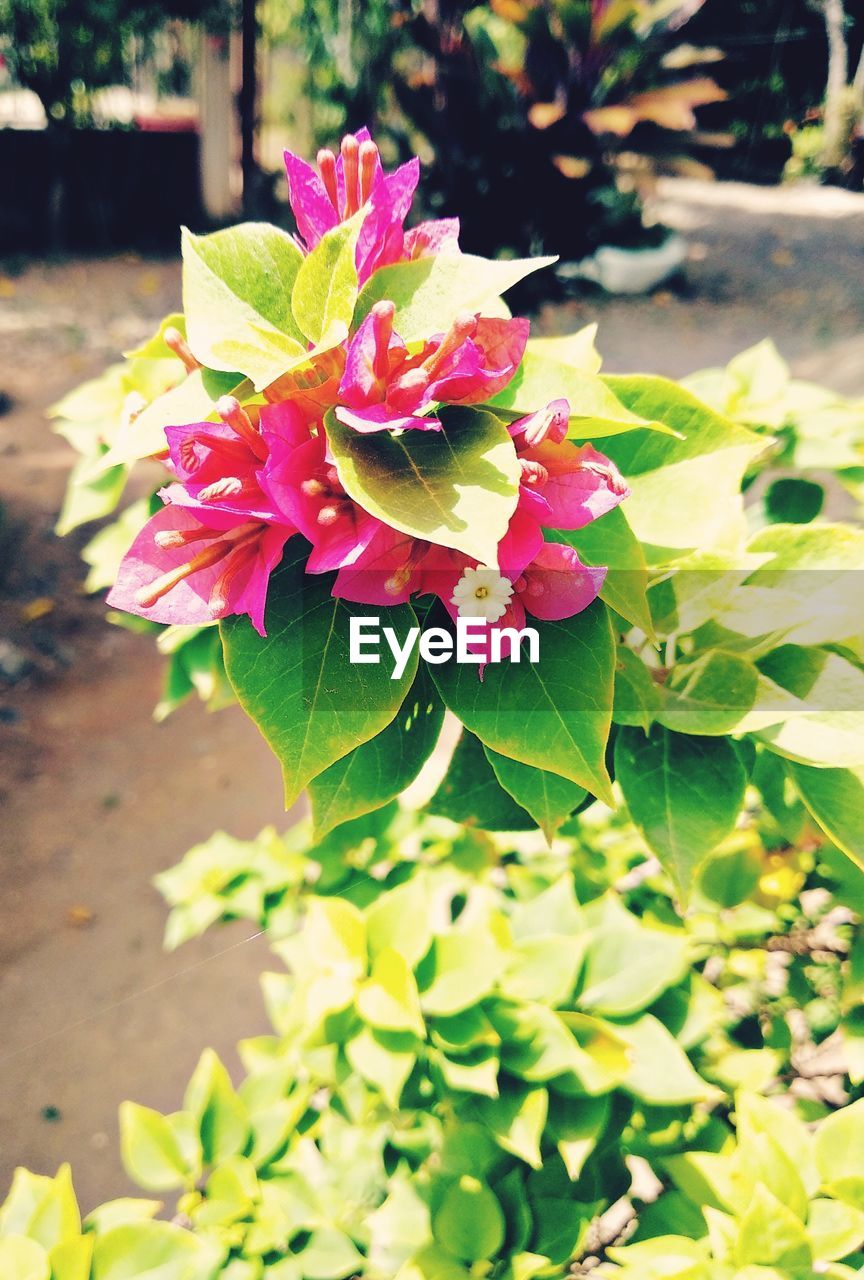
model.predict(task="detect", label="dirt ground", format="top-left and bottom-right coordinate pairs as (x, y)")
top-left (1, 179), bottom-right (863, 1212)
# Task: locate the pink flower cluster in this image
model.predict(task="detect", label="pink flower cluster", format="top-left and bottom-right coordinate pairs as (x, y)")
top-left (109, 133), bottom-right (629, 646)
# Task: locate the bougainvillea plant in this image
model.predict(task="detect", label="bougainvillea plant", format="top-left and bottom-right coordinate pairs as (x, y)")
top-left (5, 129), bottom-right (864, 1280)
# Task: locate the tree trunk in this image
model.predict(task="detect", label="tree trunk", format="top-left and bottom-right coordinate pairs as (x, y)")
top-left (852, 39), bottom-right (864, 118)
top-left (818, 0), bottom-right (851, 171)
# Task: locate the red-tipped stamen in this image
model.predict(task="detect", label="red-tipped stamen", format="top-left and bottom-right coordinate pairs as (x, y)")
top-left (217, 396), bottom-right (268, 461)
top-left (317, 148), bottom-right (339, 212)
top-left (197, 477), bottom-right (246, 503)
top-left (581, 458), bottom-right (629, 496)
top-left (385, 568), bottom-right (412, 595)
top-left (154, 526), bottom-right (215, 551)
top-left (519, 458), bottom-right (548, 487)
top-left (388, 366), bottom-right (431, 411)
top-left (384, 539), bottom-right (426, 594)
top-left (135, 523), bottom-right (263, 609)
top-left (317, 500), bottom-right (352, 526)
top-left (135, 541), bottom-right (233, 609)
top-left (164, 327), bottom-right (201, 373)
top-left (410, 230), bottom-right (430, 260)
top-left (325, 466), bottom-right (346, 493)
top-left (521, 408), bottom-right (556, 448)
top-left (177, 434), bottom-right (255, 474)
top-left (423, 313), bottom-right (478, 378)
top-left (370, 301), bottom-right (396, 384)
top-left (341, 135), bottom-right (361, 217)
top-left (359, 140), bottom-right (379, 205)
top-left (208, 540), bottom-right (259, 618)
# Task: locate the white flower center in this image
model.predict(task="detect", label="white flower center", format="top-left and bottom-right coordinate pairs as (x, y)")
top-left (450, 566), bottom-right (513, 624)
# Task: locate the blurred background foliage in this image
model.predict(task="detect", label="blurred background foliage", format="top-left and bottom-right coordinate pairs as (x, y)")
top-left (2, 0), bottom-right (863, 256)
top-left (258, 0), bottom-right (864, 258)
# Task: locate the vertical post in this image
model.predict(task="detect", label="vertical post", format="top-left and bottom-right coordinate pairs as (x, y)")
top-left (199, 32), bottom-right (236, 221)
top-left (240, 0), bottom-right (258, 216)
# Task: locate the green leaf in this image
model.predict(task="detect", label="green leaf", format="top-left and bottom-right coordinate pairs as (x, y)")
top-left (807, 1198), bottom-right (864, 1262)
top-left (182, 223), bottom-right (307, 388)
top-left (433, 1177), bottom-right (505, 1263)
top-left (734, 1184), bottom-right (812, 1271)
top-left (309, 665), bottom-right (444, 837)
top-left (435, 1048), bottom-right (500, 1098)
top-left (183, 1049), bottom-right (249, 1166)
top-left (55, 451), bottom-right (128, 536)
top-left (429, 731), bottom-right (536, 831)
top-left (615, 727), bottom-right (747, 896)
top-left (554, 506), bottom-right (653, 636)
top-left (291, 213), bottom-right (362, 346)
top-left (742, 522), bottom-right (864, 647)
top-left (735, 1092), bottom-right (819, 1198)
top-left (124, 313), bottom-right (187, 360)
top-left (600, 375), bottom-right (764, 557)
top-left (578, 894), bottom-right (689, 1017)
top-left (297, 897), bottom-right (367, 974)
top-left (354, 253), bottom-right (555, 342)
top-left (764, 477), bottom-right (824, 524)
top-left (606, 1235), bottom-right (710, 1278)
top-left (357, 948), bottom-right (425, 1036)
top-left (527, 325), bottom-right (602, 374)
top-left (509, 876), bottom-right (583, 941)
top-left (367, 1176), bottom-right (432, 1277)
top-left (221, 544), bottom-right (420, 808)
top-left (345, 1028), bottom-right (416, 1109)
top-left (430, 601), bottom-right (616, 805)
top-left (90, 1221), bottom-right (220, 1280)
top-left (525, 1156), bottom-right (602, 1263)
top-left (786, 762), bottom-right (864, 871)
top-left (548, 1094), bottom-right (610, 1182)
top-left (657, 650), bottom-right (760, 735)
top-left (50, 1236), bottom-right (94, 1280)
top-left (755, 646), bottom-right (864, 769)
top-left (298, 1227), bottom-right (363, 1280)
top-left (421, 928), bottom-right (505, 1017)
top-left (0, 1165), bottom-right (80, 1249)
top-left (119, 1104), bottom-right (194, 1192)
top-left (683, 338), bottom-right (790, 429)
top-left (494, 1003), bottom-right (628, 1094)
top-left (154, 626), bottom-right (234, 724)
top-left (104, 367), bottom-right (245, 465)
top-left (365, 876), bottom-right (434, 969)
top-left (486, 350), bottom-right (670, 438)
top-left (612, 646), bottom-right (662, 731)
top-left (499, 935), bottom-right (586, 1006)
top-left (325, 406), bottom-right (520, 567)
top-left (815, 1098), bottom-right (864, 1208)
top-left (613, 1015), bottom-right (718, 1105)
top-left (470, 1084), bottom-right (548, 1168)
top-left (0, 1237), bottom-right (50, 1280)
top-left (430, 1007), bottom-right (501, 1055)
top-left (83, 1201), bottom-right (163, 1235)
top-left (731, 1131), bottom-right (809, 1221)
top-left (485, 749), bottom-right (586, 841)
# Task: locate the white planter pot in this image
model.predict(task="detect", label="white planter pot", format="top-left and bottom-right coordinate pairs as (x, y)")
top-left (559, 234), bottom-right (688, 294)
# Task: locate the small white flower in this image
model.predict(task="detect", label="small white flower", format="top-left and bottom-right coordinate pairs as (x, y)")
top-left (450, 566), bottom-right (513, 623)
